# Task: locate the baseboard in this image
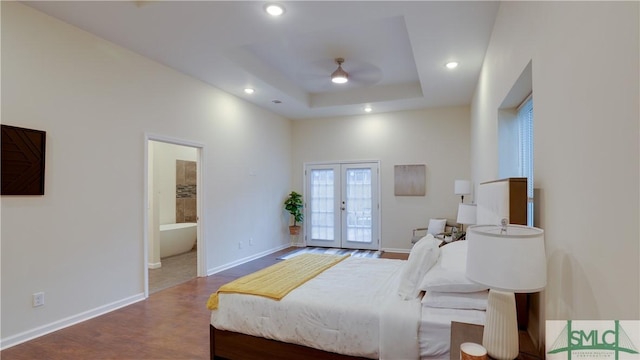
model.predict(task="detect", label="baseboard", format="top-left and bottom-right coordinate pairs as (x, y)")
top-left (0, 293), bottom-right (145, 350)
top-left (290, 241), bottom-right (305, 247)
top-left (206, 243), bottom-right (290, 276)
top-left (148, 262), bottom-right (162, 269)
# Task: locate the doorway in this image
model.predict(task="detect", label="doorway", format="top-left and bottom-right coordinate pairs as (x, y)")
top-left (144, 135), bottom-right (205, 297)
top-left (304, 162), bottom-right (380, 250)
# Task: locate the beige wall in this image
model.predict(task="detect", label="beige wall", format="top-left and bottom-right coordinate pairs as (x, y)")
top-left (1, 2), bottom-right (292, 347)
top-left (292, 107), bottom-right (471, 251)
top-left (471, 0), bottom-right (639, 334)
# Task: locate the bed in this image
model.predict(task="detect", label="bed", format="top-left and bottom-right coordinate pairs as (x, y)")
top-left (208, 240), bottom-right (517, 360)
top-left (208, 178), bottom-right (528, 360)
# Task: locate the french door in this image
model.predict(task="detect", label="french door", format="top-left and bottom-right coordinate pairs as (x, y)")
top-left (305, 162), bottom-right (379, 250)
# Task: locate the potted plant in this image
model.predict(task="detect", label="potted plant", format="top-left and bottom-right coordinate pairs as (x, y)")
top-left (284, 191), bottom-right (303, 235)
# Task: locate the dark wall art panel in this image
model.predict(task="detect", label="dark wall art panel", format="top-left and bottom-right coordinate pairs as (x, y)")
top-left (1, 125), bottom-right (46, 195)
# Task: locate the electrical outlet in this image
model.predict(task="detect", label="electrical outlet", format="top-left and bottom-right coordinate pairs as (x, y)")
top-left (249, 238), bottom-right (254, 246)
top-left (32, 292), bottom-right (45, 307)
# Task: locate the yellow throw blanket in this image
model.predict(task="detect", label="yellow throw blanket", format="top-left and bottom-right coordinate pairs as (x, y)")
top-left (207, 253), bottom-right (348, 310)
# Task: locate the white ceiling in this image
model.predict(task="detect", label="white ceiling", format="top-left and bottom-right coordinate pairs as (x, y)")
top-left (24, 1), bottom-right (500, 120)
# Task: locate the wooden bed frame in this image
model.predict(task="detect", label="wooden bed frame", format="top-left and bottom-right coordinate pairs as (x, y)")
top-left (210, 177), bottom-right (531, 360)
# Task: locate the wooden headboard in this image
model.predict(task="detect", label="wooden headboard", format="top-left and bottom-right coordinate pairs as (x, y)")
top-left (476, 177), bottom-right (529, 330)
top-left (477, 177), bottom-right (527, 225)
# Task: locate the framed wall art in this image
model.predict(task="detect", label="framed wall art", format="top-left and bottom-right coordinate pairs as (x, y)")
top-left (1, 125), bottom-right (46, 195)
top-left (394, 164), bottom-right (425, 196)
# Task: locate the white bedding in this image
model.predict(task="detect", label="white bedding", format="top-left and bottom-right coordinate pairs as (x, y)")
top-left (211, 256), bottom-right (421, 359)
top-left (418, 306), bottom-right (486, 359)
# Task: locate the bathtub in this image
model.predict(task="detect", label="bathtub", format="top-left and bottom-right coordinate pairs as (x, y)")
top-left (159, 222), bottom-right (197, 258)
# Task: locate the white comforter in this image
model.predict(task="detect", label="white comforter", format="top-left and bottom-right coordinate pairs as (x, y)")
top-left (211, 256), bottom-right (421, 359)
top-left (419, 306), bottom-right (486, 359)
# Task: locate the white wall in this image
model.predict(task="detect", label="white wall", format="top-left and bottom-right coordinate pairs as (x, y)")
top-left (1, 2), bottom-right (292, 347)
top-left (292, 107), bottom-right (471, 251)
top-left (497, 109), bottom-right (519, 179)
top-left (471, 0), bottom-right (639, 328)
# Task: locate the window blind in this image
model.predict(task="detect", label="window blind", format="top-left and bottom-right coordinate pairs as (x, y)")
top-left (517, 95), bottom-right (534, 226)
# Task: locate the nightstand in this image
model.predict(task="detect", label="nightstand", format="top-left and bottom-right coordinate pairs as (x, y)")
top-left (449, 321), bottom-right (541, 360)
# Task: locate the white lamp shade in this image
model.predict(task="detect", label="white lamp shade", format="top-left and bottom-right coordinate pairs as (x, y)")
top-left (465, 224), bottom-right (546, 293)
top-left (454, 180), bottom-right (471, 195)
top-left (456, 203), bottom-right (477, 225)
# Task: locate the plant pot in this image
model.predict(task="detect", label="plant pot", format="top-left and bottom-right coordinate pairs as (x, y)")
top-left (289, 225), bottom-right (301, 235)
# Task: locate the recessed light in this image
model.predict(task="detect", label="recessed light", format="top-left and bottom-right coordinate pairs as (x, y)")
top-left (364, 106), bottom-right (373, 113)
top-left (272, 99), bottom-right (282, 104)
top-left (445, 61), bottom-right (459, 69)
top-left (265, 3), bottom-right (285, 16)
top-left (244, 88), bottom-right (255, 94)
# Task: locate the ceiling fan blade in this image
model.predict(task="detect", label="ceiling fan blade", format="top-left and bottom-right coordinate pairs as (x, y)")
top-left (348, 67), bottom-right (383, 85)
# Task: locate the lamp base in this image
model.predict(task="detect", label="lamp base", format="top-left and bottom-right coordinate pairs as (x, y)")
top-left (482, 290), bottom-right (519, 360)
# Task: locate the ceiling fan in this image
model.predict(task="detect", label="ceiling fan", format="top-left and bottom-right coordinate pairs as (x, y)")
top-left (296, 57), bottom-right (382, 92)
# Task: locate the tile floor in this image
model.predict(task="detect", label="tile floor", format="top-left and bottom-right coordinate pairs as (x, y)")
top-left (148, 250), bottom-right (196, 294)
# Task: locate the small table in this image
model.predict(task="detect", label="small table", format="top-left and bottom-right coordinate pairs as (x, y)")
top-left (449, 321), bottom-right (541, 360)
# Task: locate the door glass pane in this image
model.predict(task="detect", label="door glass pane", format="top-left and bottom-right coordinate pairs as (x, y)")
top-left (345, 168), bottom-right (372, 243)
top-left (310, 169), bottom-right (334, 241)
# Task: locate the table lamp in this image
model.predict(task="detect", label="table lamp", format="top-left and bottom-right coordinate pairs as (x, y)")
top-left (454, 180), bottom-right (471, 203)
top-left (456, 203), bottom-right (477, 233)
top-left (465, 221), bottom-right (546, 360)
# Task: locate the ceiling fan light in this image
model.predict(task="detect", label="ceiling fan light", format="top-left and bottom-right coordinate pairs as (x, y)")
top-left (331, 70), bottom-right (348, 84)
top-left (331, 58), bottom-right (349, 84)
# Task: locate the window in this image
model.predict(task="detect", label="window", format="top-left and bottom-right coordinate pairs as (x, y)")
top-left (498, 61), bottom-right (533, 225)
top-left (517, 95), bottom-right (534, 226)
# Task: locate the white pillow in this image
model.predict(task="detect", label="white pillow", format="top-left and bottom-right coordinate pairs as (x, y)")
top-left (421, 290), bottom-right (489, 310)
top-left (439, 240), bottom-right (468, 271)
top-left (427, 218), bottom-right (447, 235)
top-left (419, 267), bottom-right (488, 293)
top-left (397, 235), bottom-right (441, 300)
top-left (419, 240), bottom-right (488, 293)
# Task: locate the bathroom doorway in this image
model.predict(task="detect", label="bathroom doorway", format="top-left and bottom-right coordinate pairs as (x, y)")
top-left (144, 135), bottom-right (205, 297)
